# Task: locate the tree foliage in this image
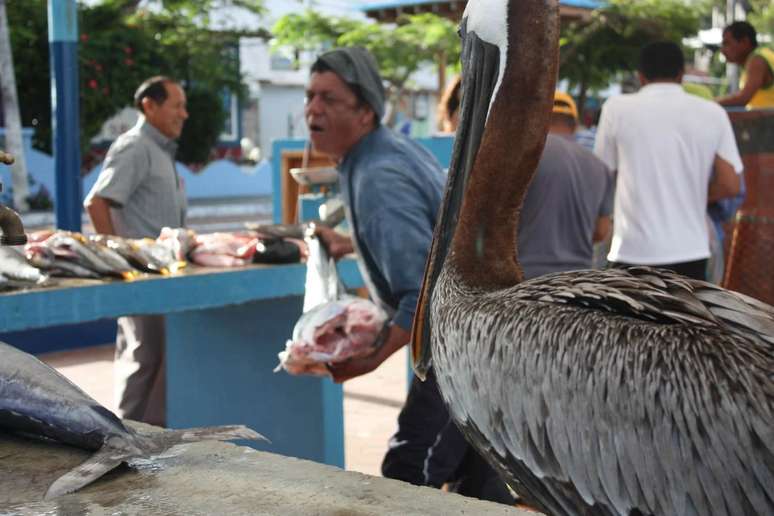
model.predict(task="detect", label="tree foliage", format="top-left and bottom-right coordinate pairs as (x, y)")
top-left (559, 0), bottom-right (705, 112)
top-left (6, 0), bottom-right (267, 168)
top-left (271, 10), bottom-right (459, 123)
top-left (704, 0), bottom-right (774, 35)
top-left (743, 0), bottom-right (773, 36)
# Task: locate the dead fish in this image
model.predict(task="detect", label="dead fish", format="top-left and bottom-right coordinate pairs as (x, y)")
top-left (132, 237), bottom-right (186, 274)
top-left (42, 232), bottom-right (128, 279)
top-left (25, 244), bottom-right (102, 279)
top-left (0, 246), bottom-right (46, 283)
top-left (0, 340), bottom-right (267, 499)
top-left (84, 235), bottom-right (139, 279)
top-left (91, 235), bottom-right (176, 275)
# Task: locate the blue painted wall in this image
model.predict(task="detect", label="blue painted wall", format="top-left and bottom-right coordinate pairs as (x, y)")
top-left (0, 128), bottom-right (273, 205)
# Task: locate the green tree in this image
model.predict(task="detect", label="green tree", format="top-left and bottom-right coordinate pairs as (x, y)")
top-left (705, 0), bottom-right (773, 34)
top-left (6, 0), bottom-right (267, 169)
top-left (271, 10), bottom-right (459, 125)
top-left (559, 0), bottom-right (705, 113)
top-left (747, 0), bottom-right (774, 33)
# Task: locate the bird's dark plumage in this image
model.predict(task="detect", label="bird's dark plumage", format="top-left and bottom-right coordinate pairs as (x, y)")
top-left (432, 265), bottom-right (774, 515)
top-left (411, 1), bottom-right (774, 514)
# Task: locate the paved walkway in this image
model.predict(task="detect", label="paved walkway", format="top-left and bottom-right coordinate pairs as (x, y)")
top-left (40, 342), bottom-right (408, 476)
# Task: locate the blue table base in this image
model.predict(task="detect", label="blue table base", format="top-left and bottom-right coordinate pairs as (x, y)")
top-left (166, 296), bottom-right (344, 467)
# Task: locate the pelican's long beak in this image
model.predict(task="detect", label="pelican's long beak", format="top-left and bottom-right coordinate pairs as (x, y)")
top-left (411, 19), bottom-right (503, 381)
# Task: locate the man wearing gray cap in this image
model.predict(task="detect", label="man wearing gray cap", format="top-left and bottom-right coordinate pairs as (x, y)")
top-left (307, 47), bottom-right (511, 503)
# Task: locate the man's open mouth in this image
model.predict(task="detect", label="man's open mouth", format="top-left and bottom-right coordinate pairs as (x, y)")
top-left (309, 123), bottom-right (324, 132)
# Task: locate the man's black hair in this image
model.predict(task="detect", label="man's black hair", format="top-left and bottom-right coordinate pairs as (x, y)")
top-left (638, 41), bottom-right (685, 81)
top-left (134, 76), bottom-right (177, 113)
top-left (309, 60), bottom-right (369, 109)
top-left (724, 21), bottom-right (758, 48)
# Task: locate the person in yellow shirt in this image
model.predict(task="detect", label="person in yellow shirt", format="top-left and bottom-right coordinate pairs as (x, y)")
top-left (716, 21), bottom-right (774, 108)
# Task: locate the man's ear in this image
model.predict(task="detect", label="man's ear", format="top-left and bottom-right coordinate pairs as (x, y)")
top-left (141, 96), bottom-right (156, 116)
top-left (359, 107), bottom-right (377, 129)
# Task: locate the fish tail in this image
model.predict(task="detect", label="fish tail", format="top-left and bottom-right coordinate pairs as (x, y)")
top-left (151, 424), bottom-right (269, 446)
top-left (44, 425), bottom-right (267, 499)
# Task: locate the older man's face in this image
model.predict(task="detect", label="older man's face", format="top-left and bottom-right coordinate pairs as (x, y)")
top-left (305, 71), bottom-right (373, 160)
top-left (144, 82), bottom-right (188, 140)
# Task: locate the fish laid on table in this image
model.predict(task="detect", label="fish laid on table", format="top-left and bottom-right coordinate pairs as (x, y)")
top-left (157, 226), bottom-right (197, 261)
top-left (0, 341), bottom-right (267, 499)
top-left (40, 232), bottom-right (137, 279)
top-left (188, 231), bottom-right (261, 267)
top-left (25, 244), bottom-right (102, 279)
top-left (91, 234), bottom-right (184, 275)
top-left (0, 273), bottom-right (37, 292)
top-left (0, 246), bottom-right (46, 283)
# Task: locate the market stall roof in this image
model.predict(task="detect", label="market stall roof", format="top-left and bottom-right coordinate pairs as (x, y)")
top-left (360, 0), bottom-right (603, 23)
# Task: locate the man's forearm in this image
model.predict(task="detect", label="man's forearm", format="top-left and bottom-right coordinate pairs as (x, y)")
top-left (376, 323), bottom-right (411, 363)
top-left (85, 196), bottom-right (116, 235)
top-left (708, 155), bottom-right (742, 203)
top-left (592, 216), bottom-right (612, 243)
top-left (716, 90), bottom-right (753, 107)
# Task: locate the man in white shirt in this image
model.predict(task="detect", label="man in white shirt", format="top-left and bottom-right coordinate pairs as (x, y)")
top-left (594, 41), bottom-right (743, 280)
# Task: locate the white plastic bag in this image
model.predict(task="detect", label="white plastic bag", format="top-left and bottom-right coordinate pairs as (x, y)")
top-left (302, 234), bottom-right (344, 312)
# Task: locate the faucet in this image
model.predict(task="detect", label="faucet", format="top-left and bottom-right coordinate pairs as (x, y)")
top-left (0, 150), bottom-right (28, 245)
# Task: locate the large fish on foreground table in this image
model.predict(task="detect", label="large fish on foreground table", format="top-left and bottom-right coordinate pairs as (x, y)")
top-left (0, 341), bottom-right (267, 499)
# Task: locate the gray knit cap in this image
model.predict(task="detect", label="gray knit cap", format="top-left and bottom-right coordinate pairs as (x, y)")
top-left (313, 47), bottom-right (385, 122)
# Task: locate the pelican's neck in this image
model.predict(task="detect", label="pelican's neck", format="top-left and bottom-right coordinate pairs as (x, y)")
top-left (449, 3), bottom-right (559, 292)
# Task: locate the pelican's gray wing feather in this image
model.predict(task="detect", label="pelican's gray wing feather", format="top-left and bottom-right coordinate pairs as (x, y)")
top-left (433, 267), bottom-right (774, 515)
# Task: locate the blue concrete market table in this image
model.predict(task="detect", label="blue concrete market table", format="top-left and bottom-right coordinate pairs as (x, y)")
top-left (0, 260), bottom-right (363, 468)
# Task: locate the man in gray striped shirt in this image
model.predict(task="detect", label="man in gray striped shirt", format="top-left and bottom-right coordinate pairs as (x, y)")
top-left (84, 76), bottom-right (188, 426)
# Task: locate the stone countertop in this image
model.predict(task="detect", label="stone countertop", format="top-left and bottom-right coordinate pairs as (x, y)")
top-left (0, 426), bottom-right (536, 516)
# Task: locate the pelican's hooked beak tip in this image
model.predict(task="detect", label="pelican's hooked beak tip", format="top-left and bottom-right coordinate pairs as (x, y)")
top-left (412, 360), bottom-right (430, 382)
top-left (410, 321), bottom-right (432, 382)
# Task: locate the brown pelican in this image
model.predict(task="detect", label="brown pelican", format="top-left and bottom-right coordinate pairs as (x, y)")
top-left (411, 1), bottom-right (774, 515)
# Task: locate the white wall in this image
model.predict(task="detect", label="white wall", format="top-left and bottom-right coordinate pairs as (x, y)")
top-left (257, 83), bottom-right (308, 159)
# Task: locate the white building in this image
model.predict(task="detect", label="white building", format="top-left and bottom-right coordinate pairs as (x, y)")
top-left (233, 0), bottom-right (442, 162)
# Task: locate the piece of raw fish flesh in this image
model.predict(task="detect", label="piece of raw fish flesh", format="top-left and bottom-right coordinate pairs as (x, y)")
top-left (0, 341), bottom-right (267, 499)
top-left (188, 231), bottom-right (259, 267)
top-left (276, 297), bottom-right (388, 376)
top-left (0, 246), bottom-right (46, 283)
top-left (157, 227), bottom-right (197, 261)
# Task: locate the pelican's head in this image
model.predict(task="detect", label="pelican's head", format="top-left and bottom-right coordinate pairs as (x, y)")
top-left (411, 0), bottom-right (559, 380)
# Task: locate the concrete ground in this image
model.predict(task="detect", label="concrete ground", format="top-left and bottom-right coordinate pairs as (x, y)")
top-left (40, 342), bottom-right (408, 477)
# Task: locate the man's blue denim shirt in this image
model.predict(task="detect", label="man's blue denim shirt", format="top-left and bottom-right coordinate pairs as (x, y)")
top-left (338, 126), bottom-right (446, 331)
